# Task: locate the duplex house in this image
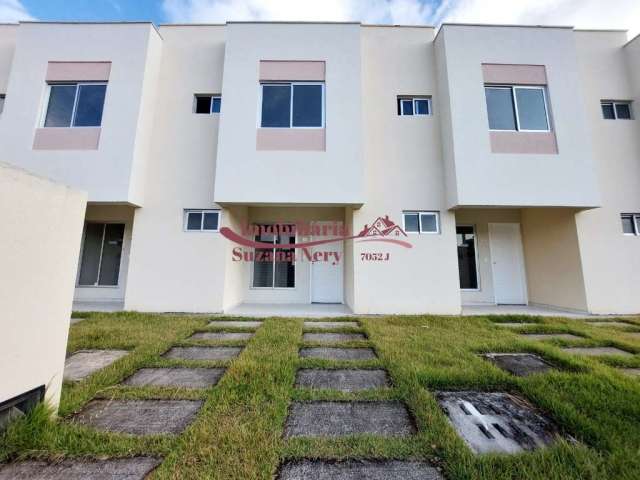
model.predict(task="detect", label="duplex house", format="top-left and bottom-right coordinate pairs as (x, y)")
top-left (0, 21), bottom-right (638, 315)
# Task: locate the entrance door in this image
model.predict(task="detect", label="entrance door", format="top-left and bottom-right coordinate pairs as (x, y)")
top-left (310, 223), bottom-right (344, 303)
top-left (488, 223), bottom-right (527, 305)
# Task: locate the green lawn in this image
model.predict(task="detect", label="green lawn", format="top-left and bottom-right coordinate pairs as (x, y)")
top-left (1, 313), bottom-right (640, 479)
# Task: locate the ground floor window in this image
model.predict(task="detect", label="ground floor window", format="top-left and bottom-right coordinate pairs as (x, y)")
top-left (78, 223), bottom-right (125, 286)
top-left (621, 214), bottom-right (640, 235)
top-left (457, 225), bottom-right (478, 290)
top-left (252, 225), bottom-right (295, 288)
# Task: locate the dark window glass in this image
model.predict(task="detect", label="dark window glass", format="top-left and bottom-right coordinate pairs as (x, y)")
top-left (401, 99), bottom-right (413, 115)
top-left (44, 85), bottom-right (77, 127)
top-left (601, 103), bottom-right (615, 119)
top-left (415, 99), bottom-right (429, 115)
top-left (275, 232), bottom-right (295, 288)
top-left (615, 103), bottom-right (631, 119)
top-left (0, 95), bottom-right (5, 114)
top-left (73, 84), bottom-right (106, 127)
top-left (187, 212), bottom-right (202, 230)
top-left (211, 97), bottom-right (221, 113)
top-left (195, 96), bottom-right (212, 114)
top-left (485, 87), bottom-right (516, 130)
top-left (98, 224), bottom-right (124, 286)
top-left (457, 226), bottom-right (478, 289)
top-left (622, 215), bottom-right (636, 234)
top-left (292, 84), bottom-right (322, 127)
top-left (261, 85), bottom-right (291, 127)
top-left (403, 213), bottom-right (419, 232)
top-left (78, 223), bottom-right (104, 285)
top-left (515, 88), bottom-right (548, 130)
top-left (203, 212), bottom-right (219, 230)
top-left (420, 213), bottom-right (438, 233)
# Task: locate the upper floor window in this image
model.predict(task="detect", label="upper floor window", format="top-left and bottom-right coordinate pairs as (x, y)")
top-left (184, 209), bottom-right (220, 232)
top-left (195, 94), bottom-right (221, 114)
top-left (402, 211), bottom-right (440, 234)
top-left (621, 214), bottom-right (639, 235)
top-left (398, 96), bottom-right (431, 116)
top-left (0, 94), bottom-right (5, 114)
top-left (260, 82), bottom-right (324, 128)
top-left (44, 83), bottom-right (107, 128)
top-left (485, 85), bottom-right (550, 132)
top-left (601, 101), bottom-right (632, 120)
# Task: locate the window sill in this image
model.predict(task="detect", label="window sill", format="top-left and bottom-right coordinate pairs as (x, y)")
top-left (33, 127), bottom-right (101, 150)
top-left (489, 130), bottom-right (558, 154)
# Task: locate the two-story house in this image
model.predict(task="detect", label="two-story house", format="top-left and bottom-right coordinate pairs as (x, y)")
top-left (0, 21), bottom-right (638, 315)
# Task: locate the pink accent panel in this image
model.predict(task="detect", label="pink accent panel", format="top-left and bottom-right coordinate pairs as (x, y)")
top-left (256, 128), bottom-right (325, 151)
top-left (259, 61), bottom-right (325, 81)
top-left (46, 62), bottom-right (111, 82)
top-left (490, 131), bottom-right (558, 154)
top-left (482, 64), bottom-right (547, 85)
top-left (33, 128), bottom-right (101, 150)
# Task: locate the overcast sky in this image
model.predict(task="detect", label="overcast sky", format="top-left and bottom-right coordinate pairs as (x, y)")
top-left (1, 0), bottom-right (639, 40)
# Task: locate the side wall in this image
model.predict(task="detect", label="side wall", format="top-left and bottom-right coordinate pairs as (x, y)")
top-left (0, 163), bottom-right (86, 410)
top-left (521, 208), bottom-right (588, 311)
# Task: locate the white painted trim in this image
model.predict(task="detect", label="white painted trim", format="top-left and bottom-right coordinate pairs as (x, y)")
top-left (398, 96), bottom-right (432, 116)
top-left (183, 209), bottom-right (221, 232)
top-left (402, 210), bottom-right (440, 234)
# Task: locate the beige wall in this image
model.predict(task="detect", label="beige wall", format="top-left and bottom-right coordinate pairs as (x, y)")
top-left (222, 205), bottom-right (249, 310)
top-left (124, 26), bottom-right (227, 313)
top-left (0, 24), bottom-right (17, 94)
top-left (572, 31), bottom-right (640, 314)
top-left (73, 204), bottom-right (134, 303)
top-left (521, 208), bottom-right (588, 311)
top-left (0, 163), bottom-right (86, 411)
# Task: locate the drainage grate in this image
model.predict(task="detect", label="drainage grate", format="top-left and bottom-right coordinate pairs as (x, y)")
top-left (436, 391), bottom-right (568, 454)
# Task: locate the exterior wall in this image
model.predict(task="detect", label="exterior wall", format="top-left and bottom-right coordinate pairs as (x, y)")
top-left (354, 26), bottom-right (460, 315)
top-left (435, 25), bottom-right (600, 209)
top-left (214, 22), bottom-right (364, 205)
top-left (0, 25), bottom-right (17, 95)
top-left (0, 23), bottom-right (161, 205)
top-left (521, 208), bottom-right (588, 311)
top-left (455, 209), bottom-right (521, 305)
top-left (124, 25), bottom-right (227, 313)
top-left (222, 205), bottom-right (249, 310)
top-left (0, 162), bottom-right (86, 411)
top-left (73, 205), bottom-right (134, 303)
top-left (573, 31), bottom-right (640, 314)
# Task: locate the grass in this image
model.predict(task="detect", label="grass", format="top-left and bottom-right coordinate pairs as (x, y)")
top-left (1, 312), bottom-right (640, 479)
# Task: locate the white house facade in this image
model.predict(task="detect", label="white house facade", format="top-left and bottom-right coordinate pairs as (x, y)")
top-left (0, 21), bottom-right (639, 315)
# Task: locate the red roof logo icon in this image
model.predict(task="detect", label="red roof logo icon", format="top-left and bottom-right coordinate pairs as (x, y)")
top-left (358, 215), bottom-right (408, 238)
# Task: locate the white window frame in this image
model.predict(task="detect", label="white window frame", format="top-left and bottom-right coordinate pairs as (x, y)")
top-left (601, 101), bottom-right (633, 120)
top-left (183, 209), bottom-right (221, 232)
top-left (398, 96), bottom-right (432, 116)
top-left (485, 85), bottom-right (551, 133)
top-left (194, 94), bottom-right (221, 114)
top-left (456, 224), bottom-right (481, 291)
top-left (249, 224), bottom-right (296, 290)
top-left (402, 211), bottom-right (440, 235)
top-left (41, 82), bottom-right (108, 128)
top-left (258, 82), bottom-right (325, 129)
top-left (621, 213), bottom-right (640, 236)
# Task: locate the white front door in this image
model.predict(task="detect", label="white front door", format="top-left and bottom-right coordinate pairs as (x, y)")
top-left (310, 223), bottom-right (344, 304)
top-left (488, 223), bottom-right (528, 305)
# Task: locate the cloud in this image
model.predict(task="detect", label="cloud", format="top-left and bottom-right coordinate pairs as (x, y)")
top-left (0, 0), bottom-right (34, 23)
top-left (162, 0), bottom-right (640, 39)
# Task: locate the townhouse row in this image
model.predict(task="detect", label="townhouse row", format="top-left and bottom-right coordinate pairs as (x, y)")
top-left (0, 21), bottom-right (639, 314)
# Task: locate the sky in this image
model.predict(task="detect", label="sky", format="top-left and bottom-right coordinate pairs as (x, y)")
top-left (1, 0), bottom-right (639, 40)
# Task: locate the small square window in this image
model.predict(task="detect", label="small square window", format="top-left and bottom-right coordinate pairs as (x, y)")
top-left (398, 97), bottom-right (431, 116)
top-left (403, 213), bottom-right (419, 232)
top-left (615, 103), bottom-right (631, 120)
top-left (211, 96), bottom-right (221, 113)
top-left (414, 99), bottom-right (430, 115)
top-left (195, 95), bottom-right (221, 114)
top-left (419, 213), bottom-right (439, 233)
top-left (403, 211), bottom-right (440, 234)
top-left (187, 212), bottom-right (203, 230)
top-left (622, 214), bottom-right (638, 235)
top-left (601, 103), bottom-right (615, 119)
top-left (185, 209), bottom-right (220, 232)
top-left (203, 211), bottom-right (219, 231)
top-left (400, 99), bottom-right (413, 115)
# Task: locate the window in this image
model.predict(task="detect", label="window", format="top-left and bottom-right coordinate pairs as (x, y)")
top-left (184, 209), bottom-right (220, 232)
top-left (0, 94), bottom-right (5, 114)
top-left (252, 225), bottom-right (295, 288)
top-left (601, 101), bottom-right (633, 120)
top-left (402, 211), bottom-right (440, 234)
top-left (621, 214), bottom-right (640, 235)
top-left (398, 96), bottom-right (431, 116)
top-left (78, 223), bottom-right (124, 286)
top-left (457, 226), bottom-right (479, 290)
top-left (260, 83), bottom-right (324, 128)
top-left (194, 95), bottom-right (221, 114)
top-left (485, 86), bottom-right (549, 131)
top-left (44, 83), bottom-right (107, 127)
